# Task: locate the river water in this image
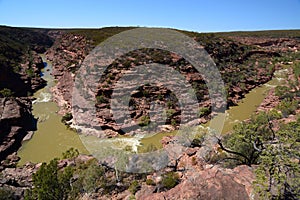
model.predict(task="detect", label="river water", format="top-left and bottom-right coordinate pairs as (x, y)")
top-left (138, 69), bottom-right (287, 150)
top-left (17, 56), bottom-right (88, 165)
top-left (17, 56), bottom-right (288, 164)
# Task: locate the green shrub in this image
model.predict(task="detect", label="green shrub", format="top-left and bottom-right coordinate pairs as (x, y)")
top-left (171, 119), bottom-right (177, 126)
top-left (276, 98), bottom-right (299, 117)
top-left (275, 85), bottom-right (293, 99)
top-left (26, 159), bottom-right (72, 200)
top-left (62, 147), bottom-right (79, 159)
top-left (146, 179), bottom-right (155, 186)
top-left (25, 68), bottom-right (35, 78)
top-left (138, 115), bottom-right (150, 127)
top-left (80, 162), bottom-right (104, 193)
top-left (128, 180), bottom-right (140, 194)
top-left (96, 94), bottom-right (108, 104)
top-left (191, 132), bottom-right (205, 147)
top-left (198, 107), bottom-right (210, 117)
top-left (293, 62), bottom-right (300, 79)
top-left (61, 112), bottom-right (73, 124)
top-left (162, 172), bottom-right (180, 190)
top-left (166, 100), bottom-right (173, 109)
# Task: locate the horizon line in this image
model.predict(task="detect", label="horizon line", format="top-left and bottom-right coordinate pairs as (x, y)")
top-left (1, 24), bottom-right (300, 34)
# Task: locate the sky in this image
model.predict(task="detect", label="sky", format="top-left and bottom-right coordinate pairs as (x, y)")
top-left (0, 0), bottom-right (299, 32)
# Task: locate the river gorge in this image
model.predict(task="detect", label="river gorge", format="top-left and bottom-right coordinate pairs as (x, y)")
top-left (17, 56), bottom-right (288, 164)
top-left (1, 26), bottom-right (299, 199)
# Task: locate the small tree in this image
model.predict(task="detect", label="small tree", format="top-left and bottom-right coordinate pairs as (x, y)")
top-left (254, 119), bottom-right (300, 199)
top-left (26, 158), bottom-right (74, 200)
top-left (219, 112), bottom-right (275, 167)
top-left (218, 110), bottom-right (300, 199)
top-left (30, 159), bottom-right (63, 200)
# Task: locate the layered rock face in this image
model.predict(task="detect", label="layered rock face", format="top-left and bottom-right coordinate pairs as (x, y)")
top-left (46, 30), bottom-right (287, 137)
top-left (0, 162), bottom-right (38, 198)
top-left (0, 98), bottom-right (35, 163)
top-left (45, 32), bottom-right (93, 114)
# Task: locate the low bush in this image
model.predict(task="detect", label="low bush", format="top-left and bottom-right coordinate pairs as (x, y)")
top-left (161, 172), bottom-right (180, 190)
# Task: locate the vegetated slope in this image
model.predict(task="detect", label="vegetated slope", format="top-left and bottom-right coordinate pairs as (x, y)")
top-left (0, 26), bottom-right (53, 96)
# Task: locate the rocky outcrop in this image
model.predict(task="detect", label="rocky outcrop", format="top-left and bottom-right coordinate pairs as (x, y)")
top-left (136, 165), bottom-right (254, 200)
top-left (0, 26), bottom-right (53, 166)
top-left (0, 97), bottom-right (36, 164)
top-left (0, 155), bottom-right (95, 199)
top-left (230, 36), bottom-right (299, 52)
top-left (0, 162), bottom-right (39, 199)
top-left (257, 89), bottom-right (280, 112)
top-left (45, 32), bottom-right (93, 114)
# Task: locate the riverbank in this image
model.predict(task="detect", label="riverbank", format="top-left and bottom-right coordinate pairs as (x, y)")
top-left (17, 57), bottom-right (88, 165)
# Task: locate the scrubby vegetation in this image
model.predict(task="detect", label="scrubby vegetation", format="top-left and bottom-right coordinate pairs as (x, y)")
top-left (161, 171), bottom-right (180, 190)
top-left (217, 60), bottom-right (300, 199)
top-left (23, 146), bottom-right (184, 199)
top-left (24, 155), bottom-right (105, 199)
top-left (138, 115), bottom-right (151, 127)
top-left (92, 27), bottom-right (286, 132)
top-left (25, 159), bottom-right (73, 200)
top-left (61, 113), bottom-right (73, 125)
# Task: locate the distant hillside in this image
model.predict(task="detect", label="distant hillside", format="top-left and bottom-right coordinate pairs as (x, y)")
top-left (0, 26), bottom-right (53, 96)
